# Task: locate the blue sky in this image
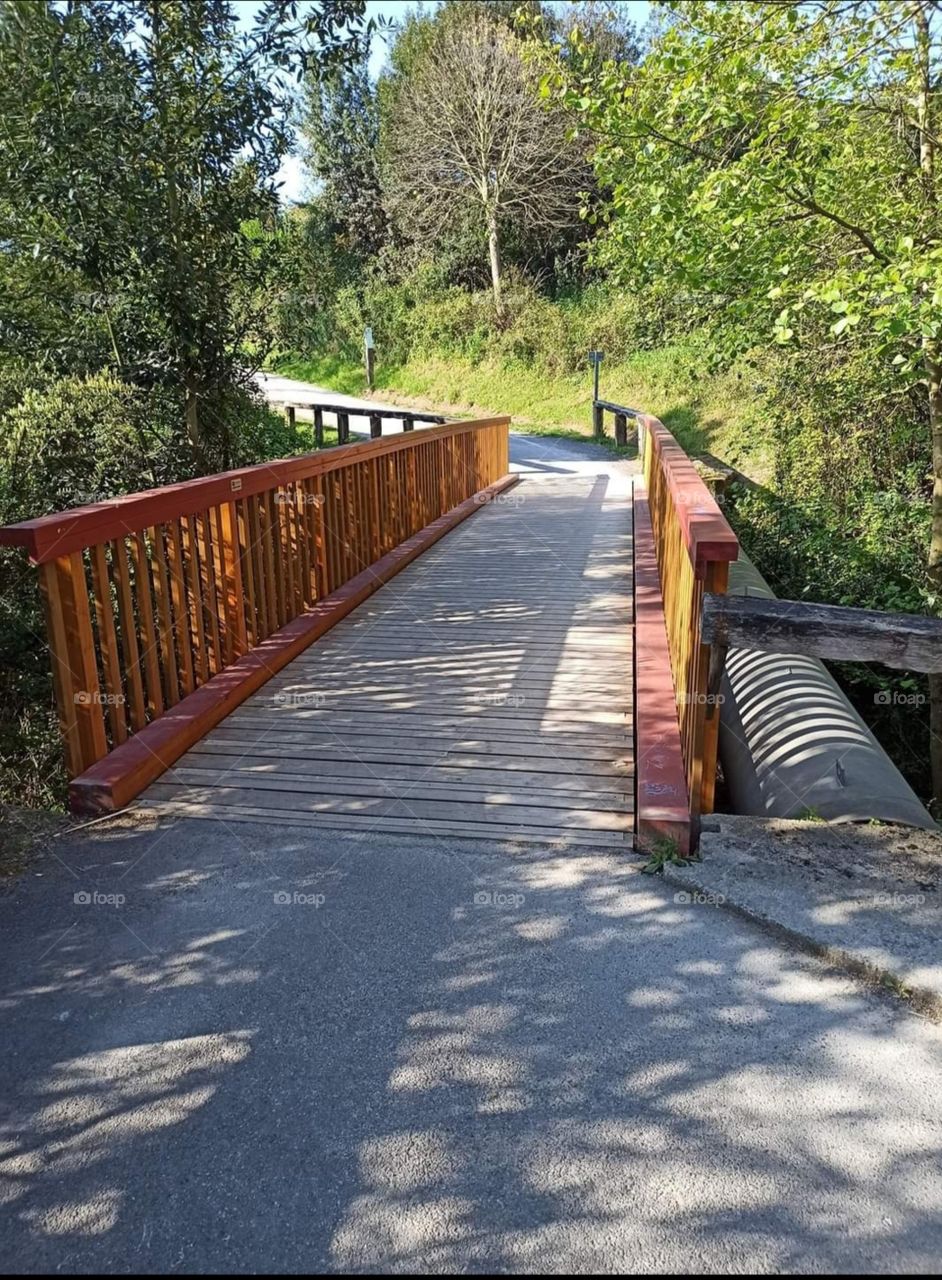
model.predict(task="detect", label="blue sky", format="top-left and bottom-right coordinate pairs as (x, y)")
top-left (260, 0), bottom-right (652, 201)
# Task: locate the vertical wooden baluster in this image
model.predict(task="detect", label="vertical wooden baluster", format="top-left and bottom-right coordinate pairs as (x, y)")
top-left (148, 524), bottom-right (180, 707)
top-left (183, 515), bottom-right (209, 685)
top-left (330, 471), bottom-right (344, 587)
top-left (313, 475), bottom-right (328, 597)
top-left (238, 499), bottom-right (258, 647)
top-left (298, 482), bottom-right (314, 607)
top-left (218, 500), bottom-right (247, 657)
top-left (355, 462), bottom-right (367, 568)
top-left (386, 454), bottom-right (397, 550)
top-left (90, 543), bottom-right (127, 745)
top-left (698, 559), bottom-right (729, 816)
top-left (198, 512), bottom-right (224, 676)
top-left (206, 507), bottom-right (230, 665)
top-left (166, 519), bottom-right (194, 697)
top-left (407, 445), bottom-right (418, 537)
top-left (246, 496), bottom-right (267, 640)
top-left (279, 487), bottom-right (296, 620)
top-left (370, 458), bottom-right (381, 562)
top-left (291, 485), bottom-right (305, 613)
top-left (438, 438), bottom-right (447, 519)
top-left (260, 491), bottom-right (279, 633)
top-left (266, 490), bottom-right (286, 628)
top-left (131, 530), bottom-right (164, 716)
top-left (112, 537), bottom-right (147, 732)
top-left (346, 464), bottom-right (358, 578)
top-left (39, 552), bottom-right (108, 776)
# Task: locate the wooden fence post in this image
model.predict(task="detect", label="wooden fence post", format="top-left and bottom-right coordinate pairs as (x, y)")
top-left (39, 553), bottom-right (108, 775)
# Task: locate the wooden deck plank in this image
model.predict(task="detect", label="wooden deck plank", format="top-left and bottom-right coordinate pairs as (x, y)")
top-left (141, 469), bottom-right (635, 847)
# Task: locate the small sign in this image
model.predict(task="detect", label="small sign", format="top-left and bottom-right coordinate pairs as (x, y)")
top-left (364, 326), bottom-right (374, 350)
top-left (588, 349), bottom-right (604, 365)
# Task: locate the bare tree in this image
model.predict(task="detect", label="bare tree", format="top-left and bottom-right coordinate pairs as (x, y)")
top-left (383, 13), bottom-right (586, 316)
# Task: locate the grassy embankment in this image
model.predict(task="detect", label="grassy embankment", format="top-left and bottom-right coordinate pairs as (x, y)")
top-left (272, 344), bottom-right (770, 481)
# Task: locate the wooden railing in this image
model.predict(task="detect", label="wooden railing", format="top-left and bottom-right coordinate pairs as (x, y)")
top-left (278, 400), bottom-right (448, 446)
top-left (593, 398), bottom-right (641, 447)
top-left (640, 414), bottom-right (739, 821)
top-left (0, 417), bottom-right (510, 795)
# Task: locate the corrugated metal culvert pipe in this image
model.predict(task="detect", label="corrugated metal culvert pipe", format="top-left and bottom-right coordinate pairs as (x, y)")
top-left (718, 552), bottom-right (937, 830)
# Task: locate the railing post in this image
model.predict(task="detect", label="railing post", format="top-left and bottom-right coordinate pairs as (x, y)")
top-left (313, 406), bottom-right (324, 448)
top-left (337, 411), bottom-right (350, 445)
top-left (219, 501), bottom-right (247, 658)
top-left (403, 415), bottom-right (415, 432)
top-left (699, 559), bottom-right (730, 816)
top-left (39, 553), bottom-right (108, 776)
top-left (614, 412), bottom-right (628, 447)
top-left (369, 413), bottom-right (382, 440)
top-left (593, 403), bottom-right (604, 438)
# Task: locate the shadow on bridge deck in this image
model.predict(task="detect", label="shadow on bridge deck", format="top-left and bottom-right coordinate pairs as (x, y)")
top-left (139, 436), bottom-right (638, 849)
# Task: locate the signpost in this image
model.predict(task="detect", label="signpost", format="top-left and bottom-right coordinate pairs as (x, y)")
top-left (589, 350), bottom-right (604, 437)
top-left (364, 326), bottom-right (375, 390)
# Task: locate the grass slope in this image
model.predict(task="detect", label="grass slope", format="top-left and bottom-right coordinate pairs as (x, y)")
top-left (273, 345), bottom-right (770, 481)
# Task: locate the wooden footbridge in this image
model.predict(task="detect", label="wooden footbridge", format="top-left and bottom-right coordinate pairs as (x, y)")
top-left (0, 414), bottom-right (739, 853)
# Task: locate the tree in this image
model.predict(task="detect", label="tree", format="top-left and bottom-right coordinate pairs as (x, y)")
top-left (303, 43), bottom-right (388, 264)
top-left (561, 0), bottom-right (942, 810)
top-left (383, 10), bottom-right (586, 315)
top-left (0, 0), bottom-right (371, 470)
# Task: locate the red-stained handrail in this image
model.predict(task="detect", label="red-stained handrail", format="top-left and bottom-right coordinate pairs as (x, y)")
top-left (639, 412), bottom-right (739, 824)
top-left (1, 417), bottom-right (512, 795)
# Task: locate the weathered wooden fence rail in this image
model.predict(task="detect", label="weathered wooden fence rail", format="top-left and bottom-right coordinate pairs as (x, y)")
top-left (702, 594), bottom-right (942, 675)
top-left (0, 416), bottom-right (511, 812)
top-left (279, 400), bottom-right (448, 446)
top-left (635, 412), bottom-right (739, 844)
top-left (593, 398), bottom-right (641, 447)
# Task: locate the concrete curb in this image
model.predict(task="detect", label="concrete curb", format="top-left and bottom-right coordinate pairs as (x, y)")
top-left (659, 861), bottom-right (942, 1023)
